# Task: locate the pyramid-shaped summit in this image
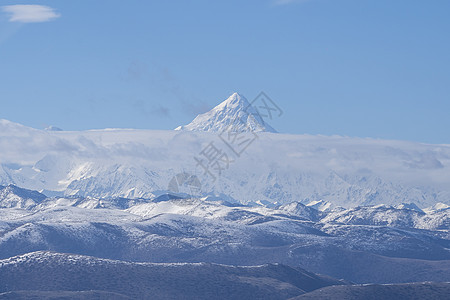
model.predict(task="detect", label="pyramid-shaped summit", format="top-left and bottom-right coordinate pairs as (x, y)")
top-left (175, 92), bottom-right (277, 133)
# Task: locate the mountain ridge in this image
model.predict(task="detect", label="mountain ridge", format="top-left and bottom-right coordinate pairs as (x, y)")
top-left (0, 251), bottom-right (345, 300)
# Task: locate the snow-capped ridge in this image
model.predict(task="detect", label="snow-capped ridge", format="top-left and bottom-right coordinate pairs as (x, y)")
top-left (424, 202), bottom-right (450, 213)
top-left (395, 202), bottom-right (423, 212)
top-left (305, 200), bottom-right (333, 212)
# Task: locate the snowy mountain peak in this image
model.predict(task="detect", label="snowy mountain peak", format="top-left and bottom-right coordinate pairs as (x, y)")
top-left (175, 92), bottom-right (277, 133)
top-left (214, 92), bottom-right (247, 110)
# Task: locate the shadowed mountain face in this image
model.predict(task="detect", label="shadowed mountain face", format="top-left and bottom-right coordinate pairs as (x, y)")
top-left (0, 252), bottom-right (345, 300)
top-left (291, 282), bottom-right (450, 300)
top-left (0, 291), bottom-right (131, 300)
top-left (2, 252), bottom-right (449, 300)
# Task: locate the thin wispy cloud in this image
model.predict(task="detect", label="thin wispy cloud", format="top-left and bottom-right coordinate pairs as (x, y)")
top-left (2, 5), bottom-right (60, 23)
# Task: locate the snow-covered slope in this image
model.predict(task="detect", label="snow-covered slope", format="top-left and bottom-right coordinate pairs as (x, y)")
top-left (1, 116), bottom-right (450, 208)
top-left (175, 92), bottom-right (277, 133)
top-left (0, 185), bottom-right (47, 209)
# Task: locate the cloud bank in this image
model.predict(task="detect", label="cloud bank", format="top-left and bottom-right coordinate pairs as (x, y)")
top-left (2, 5), bottom-right (60, 23)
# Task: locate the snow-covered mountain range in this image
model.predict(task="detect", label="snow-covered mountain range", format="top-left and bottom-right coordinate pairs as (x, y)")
top-left (0, 185), bottom-right (448, 284)
top-left (1, 92), bottom-right (449, 299)
top-left (0, 93), bottom-right (450, 209)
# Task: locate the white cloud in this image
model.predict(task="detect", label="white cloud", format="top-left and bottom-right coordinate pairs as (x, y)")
top-left (2, 5), bottom-right (60, 23)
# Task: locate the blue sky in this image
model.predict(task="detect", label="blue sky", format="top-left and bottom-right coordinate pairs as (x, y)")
top-left (0, 0), bottom-right (449, 143)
